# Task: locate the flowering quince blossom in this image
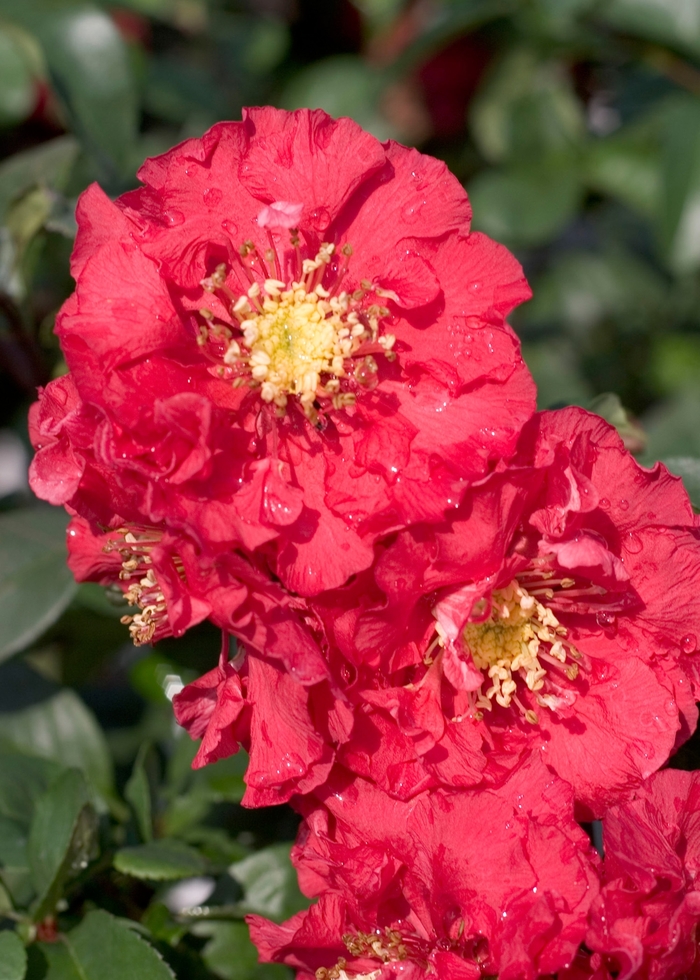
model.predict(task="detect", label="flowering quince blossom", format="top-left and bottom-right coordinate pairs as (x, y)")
top-left (28, 106), bottom-right (535, 596)
top-left (306, 408), bottom-right (700, 815)
top-left (247, 757), bottom-right (601, 980)
top-left (66, 513), bottom-right (350, 806)
top-left (565, 769), bottom-right (700, 980)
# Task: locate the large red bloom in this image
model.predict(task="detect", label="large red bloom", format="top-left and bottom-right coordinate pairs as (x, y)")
top-left (248, 756), bottom-right (600, 980)
top-left (29, 107), bottom-right (534, 595)
top-left (308, 408), bottom-right (700, 815)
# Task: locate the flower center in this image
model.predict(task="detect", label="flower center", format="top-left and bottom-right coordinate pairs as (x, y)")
top-left (459, 579), bottom-right (580, 723)
top-left (103, 527), bottom-right (176, 646)
top-left (197, 205), bottom-right (396, 425)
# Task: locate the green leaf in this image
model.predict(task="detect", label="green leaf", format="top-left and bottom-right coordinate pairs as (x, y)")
top-left (0, 507), bottom-right (77, 662)
top-left (584, 117), bottom-right (661, 218)
top-left (642, 390), bottom-right (700, 460)
top-left (27, 768), bottom-right (98, 920)
top-left (470, 47), bottom-right (585, 164)
top-left (196, 921), bottom-right (288, 980)
top-left (281, 55), bottom-right (394, 141)
top-left (0, 24), bottom-right (38, 128)
top-left (0, 687), bottom-right (115, 806)
top-left (114, 840), bottom-right (207, 881)
top-left (38, 910), bottom-right (175, 980)
top-left (0, 136), bottom-right (78, 222)
top-left (522, 340), bottom-right (593, 409)
top-left (2, 2), bottom-right (137, 182)
top-left (229, 845), bottom-right (308, 922)
top-left (0, 753), bottom-right (61, 827)
top-left (0, 931), bottom-right (26, 980)
top-left (660, 94), bottom-right (700, 273)
top-left (468, 162), bottom-right (581, 247)
top-left (600, 0), bottom-right (700, 60)
top-left (662, 456), bottom-right (700, 506)
top-left (124, 742), bottom-right (157, 843)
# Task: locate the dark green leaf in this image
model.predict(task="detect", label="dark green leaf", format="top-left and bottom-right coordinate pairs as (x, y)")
top-left (468, 162), bottom-right (581, 247)
top-left (642, 391), bottom-right (700, 460)
top-left (38, 910), bottom-right (175, 980)
top-left (0, 932), bottom-right (26, 980)
top-left (114, 840), bottom-right (207, 881)
top-left (0, 753), bottom-right (61, 827)
top-left (471, 47), bottom-right (584, 164)
top-left (0, 137), bottom-right (78, 222)
top-left (27, 768), bottom-right (98, 920)
top-left (0, 507), bottom-right (77, 661)
top-left (195, 921), bottom-right (288, 980)
top-left (584, 117), bottom-right (661, 218)
top-left (124, 742), bottom-right (157, 843)
top-left (229, 845), bottom-right (308, 923)
top-left (2, 2), bottom-right (137, 182)
top-left (281, 56), bottom-right (393, 140)
top-left (0, 25), bottom-right (37, 129)
top-left (661, 456), bottom-right (700, 506)
top-left (0, 688), bottom-right (115, 806)
top-left (600, 0), bottom-right (700, 60)
top-left (660, 94), bottom-right (700, 273)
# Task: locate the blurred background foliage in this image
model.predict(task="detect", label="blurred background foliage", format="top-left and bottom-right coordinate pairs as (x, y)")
top-left (1, 0), bottom-right (700, 976)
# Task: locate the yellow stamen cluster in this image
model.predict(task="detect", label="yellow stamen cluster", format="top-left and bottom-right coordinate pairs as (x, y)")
top-left (463, 581), bottom-right (579, 721)
top-left (315, 961), bottom-right (380, 980)
top-left (200, 246), bottom-right (395, 423)
top-left (344, 930), bottom-right (407, 963)
top-left (103, 529), bottom-right (176, 646)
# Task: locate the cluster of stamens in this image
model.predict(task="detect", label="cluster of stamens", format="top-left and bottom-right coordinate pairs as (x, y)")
top-left (103, 528), bottom-right (177, 646)
top-left (315, 930), bottom-right (408, 980)
top-left (197, 222), bottom-right (396, 425)
top-left (434, 569), bottom-right (583, 725)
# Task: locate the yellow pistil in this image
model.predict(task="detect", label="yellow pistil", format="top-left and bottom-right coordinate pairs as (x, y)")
top-left (462, 580), bottom-right (579, 721)
top-left (200, 246), bottom-right (396, 423)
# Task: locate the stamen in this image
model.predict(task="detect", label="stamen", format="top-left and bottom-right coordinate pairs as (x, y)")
top-left (196, 236), bottom-right (395, 424)
top-left (103, 527), bottom-right (182, 646)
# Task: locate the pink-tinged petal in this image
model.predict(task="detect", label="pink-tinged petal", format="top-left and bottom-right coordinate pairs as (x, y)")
top-left (257, 201), bottom-right (303, 229)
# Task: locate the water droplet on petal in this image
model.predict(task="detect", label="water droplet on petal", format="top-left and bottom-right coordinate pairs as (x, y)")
top-left (164, 209), bottom-right (185, 226)
top-left (203, 187), bottom-right (223, 207)
top-left (625, 532), bottom-right (643, 554)
top-left (599, 497), bottom-right (611, 510)
top-left (596, 610), bottom-right (617, 629)
top-left (618, 498), bottom-right (629, 511)
top-left (681, 633), bottom-right (697, 654)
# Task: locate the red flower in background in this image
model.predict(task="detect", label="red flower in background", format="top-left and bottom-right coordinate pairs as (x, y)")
top-left (248, 756), bottom-right (600, 980)
top-left (30, 107), bottom-right (534, 596)
top-left (581, 769), bottom-right (700, 980)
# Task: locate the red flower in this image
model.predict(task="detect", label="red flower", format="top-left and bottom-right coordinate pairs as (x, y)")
top-left (583, 769), bottom-right (700, 980)
top-left (311, 408), bottom-right (700, 815)
top-left (248, 756), bottom-right (600, 980)
top-left (30, 107), bottom-right (534, 595)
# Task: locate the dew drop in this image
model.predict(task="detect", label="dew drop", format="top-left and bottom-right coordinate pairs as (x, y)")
top-left (164, 208), bottom-right (185, 226)
top-left (596, 610), bottom-right (617, 629)
top-left (625, 532), bottom-right (643, 554)
top-left (599, 497), bottom-right (611, 510)
top-left (469, 280), bottom-right (482, 292)
top-left (681, 633), bottom-right (697, 654)
top-left (203, 187), bottom-right (223, 207)
top-left (618, 498), bottom-right (629, 511)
